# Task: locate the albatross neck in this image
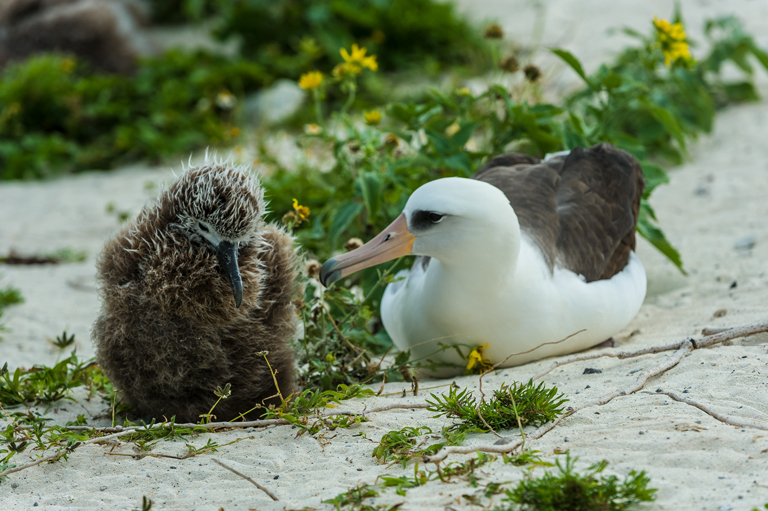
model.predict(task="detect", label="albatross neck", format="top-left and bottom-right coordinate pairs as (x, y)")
top-left (423, 208), bottom-right (521, 295)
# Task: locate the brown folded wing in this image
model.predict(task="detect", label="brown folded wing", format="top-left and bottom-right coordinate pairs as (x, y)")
top-left (472, 143), bottom-right (644, 282)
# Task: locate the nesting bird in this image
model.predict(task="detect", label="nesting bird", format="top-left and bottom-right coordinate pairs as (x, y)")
top-left (321, 143), bottom-right (646, 376)
top-left (93, 158), bottom-right (300, 422)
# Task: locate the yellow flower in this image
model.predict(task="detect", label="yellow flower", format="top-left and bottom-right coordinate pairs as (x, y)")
top-left (304, 123), bottom-right (322, 135)
top-left (340, 43), bottom-right (378, 72)
top-left (653, 16), bottom-right (692, 66)
top-left (332, 62), bottom-right (359, 78)
top-left (364, 109), bottom-right (382, 125)
top-left (456, 87), bottom-right (470, 96)
top-left (465, 343), bottom-right (493, 374)
top-left (298, 71), bottom-right (323, 90)
top-left (230, 127), bottom-right (241, 138)
top-left (293, 198), bottom-right (310, 220)
top-left (60, 58), bottom-right (75, 73)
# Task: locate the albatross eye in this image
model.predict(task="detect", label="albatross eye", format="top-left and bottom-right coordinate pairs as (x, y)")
top-left (427, 212), bottom-right (444, 224)
top-left (198, 222), bottom-right (210, 233)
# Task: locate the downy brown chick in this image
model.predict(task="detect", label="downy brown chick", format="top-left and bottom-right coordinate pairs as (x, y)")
top-left (93, 157), bottom-right (300, 422)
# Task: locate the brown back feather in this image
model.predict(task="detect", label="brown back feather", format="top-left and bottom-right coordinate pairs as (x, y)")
top-left (473, 143), bottom-right (644, 282)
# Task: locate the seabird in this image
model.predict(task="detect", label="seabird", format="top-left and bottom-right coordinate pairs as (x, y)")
top-left (93, 157), bottom-right (300, 422)
top-left (320, 143), bottom-right (646, 376)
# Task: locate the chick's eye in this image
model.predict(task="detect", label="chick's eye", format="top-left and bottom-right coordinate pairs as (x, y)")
top-left (427, 212), bottom-right (444, 224)
top-left (198, 222), bottom-right (210, 233)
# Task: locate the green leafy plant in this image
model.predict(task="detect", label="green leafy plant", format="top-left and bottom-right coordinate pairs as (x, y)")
top-left (210, 0), bottom-right (488, 76)
top-left (259, 383), bottom-right (374, 435)
top-left (427, 381), bottom-right (568, 433)
top-left (371, 426), bottom-right (432, 466)
top-left (0, 351), bottom-right (112, 407)
top-left (497, 454), bottom-right (656, 511)
top-left (323, 483), bottom-right (401, 511)
top-left (0, 51), bottom-right (267, 179)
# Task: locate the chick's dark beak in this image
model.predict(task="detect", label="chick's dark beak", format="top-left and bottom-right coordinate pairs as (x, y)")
top-left (216, 240), bottom-right (243, 308)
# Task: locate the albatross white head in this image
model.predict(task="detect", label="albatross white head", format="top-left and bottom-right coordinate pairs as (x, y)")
top-left (320, 177), bottom-right (520, 285)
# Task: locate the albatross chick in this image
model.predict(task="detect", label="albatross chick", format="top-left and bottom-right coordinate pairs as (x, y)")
top-left (93, 158), bottom-right (300, 422)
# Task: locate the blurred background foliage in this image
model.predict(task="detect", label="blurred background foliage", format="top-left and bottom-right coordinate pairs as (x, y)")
top-left (147, 0), bottom-right (486, 74)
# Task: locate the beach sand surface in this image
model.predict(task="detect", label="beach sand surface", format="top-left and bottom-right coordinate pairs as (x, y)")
top-left (1, 1), bottom-right (767, 509)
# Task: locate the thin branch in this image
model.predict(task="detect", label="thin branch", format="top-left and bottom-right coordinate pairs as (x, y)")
top-left (212, 458), bottom-right (279, 501)
top-left (643, 391), bottom-right (768, 432)
top-left (17, 418), bottom-right (289, 433)
top-left (533, 321), bottom-right (768, 381)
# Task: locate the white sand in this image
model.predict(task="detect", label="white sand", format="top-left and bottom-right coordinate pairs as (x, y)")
top-left (2, 1), bottom-right (768, 509)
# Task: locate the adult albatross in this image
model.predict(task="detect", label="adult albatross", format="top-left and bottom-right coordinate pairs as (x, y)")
top-left (320, 143), bottom-right (646, 376)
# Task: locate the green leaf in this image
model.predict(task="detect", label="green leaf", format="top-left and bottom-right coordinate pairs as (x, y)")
top-left (639, 161), bottom-right (670, 198)
top-left (328, 201), bottom-right (362, 245)
top-left (638, 97), bottom-right (688, 157)
top-left (637, 201), bottom-right (685, 274)
top-left (722, 82), bottom-right (760, 103)
top-left (550, 48), bottom-right (597, 90)
top-left (450, 121), bottom-right (479, 148)
top-left (748, 42), bottom-right (768, 71)
top-left (358, 171), bottom-right (383, 221)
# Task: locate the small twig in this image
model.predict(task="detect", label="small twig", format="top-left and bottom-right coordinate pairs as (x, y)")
top-left (212, 458), bottom-right (279, 501)
top-left (363, 403), bottom-right (430, 415)
top-left (643, 391), bottom-right (768, 432)
top-left (533, 321), bottom-right (768, 380)
top-left (378, 383), bottom-right (451, 397)
top-left (17, 419), bottom-right (289, 432)
top-left (701, 327), bottom-right (729, 336)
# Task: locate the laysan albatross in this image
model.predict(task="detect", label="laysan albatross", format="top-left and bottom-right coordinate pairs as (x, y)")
top-left (320, 143), bottom-right (646, 376)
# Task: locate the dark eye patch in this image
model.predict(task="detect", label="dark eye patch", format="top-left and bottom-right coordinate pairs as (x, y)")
top-left (411, 210), bottom-right (445, 230)
top-left (198, 222), bottom-right (210, 233)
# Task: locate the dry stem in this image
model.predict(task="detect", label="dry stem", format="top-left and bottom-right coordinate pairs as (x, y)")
top-left (212, 458), bottom-right (279, 501)
top-left (532, 320), bottom-right (768, 381)
top-left (643, 391), bottom-right (768, 431)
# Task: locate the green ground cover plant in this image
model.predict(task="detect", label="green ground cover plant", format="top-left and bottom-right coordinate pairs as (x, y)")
top-left (496, 454), bottom-right (656, 511)
top-left (426, 381), bottom-right (568, 433)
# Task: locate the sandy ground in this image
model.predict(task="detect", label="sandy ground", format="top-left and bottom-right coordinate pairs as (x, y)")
top-left (2, 1), bottom-right (768, 510)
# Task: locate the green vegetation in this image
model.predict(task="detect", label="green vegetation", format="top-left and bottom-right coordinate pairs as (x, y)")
top-left (0, 285), bottom-right (23, 342)
top-left (146, 0), bottom-right (487, 75)
top-left (260, 384), bottom-right (374, 435)
top-left (0, 51), bottom-right (267, 179)
top-left (427, 381), bottom-right (568, 433)
top-left (0, 351), bottom-right (109, 407)
top-left (497, 454), bottom-right (656, 511)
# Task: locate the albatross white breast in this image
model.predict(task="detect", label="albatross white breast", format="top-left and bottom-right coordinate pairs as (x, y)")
top-left (320, 143), bottom-right (647, 376)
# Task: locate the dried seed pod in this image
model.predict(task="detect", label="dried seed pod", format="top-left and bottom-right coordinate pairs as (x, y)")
top-left (500, 55), bottom-right (520, 73)
top-left (484, 23), bottom-right (504, 40)
top-left (524, 64), bottom-right (542, 82)
top-left (345, 238), bottom-right (364, 252)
